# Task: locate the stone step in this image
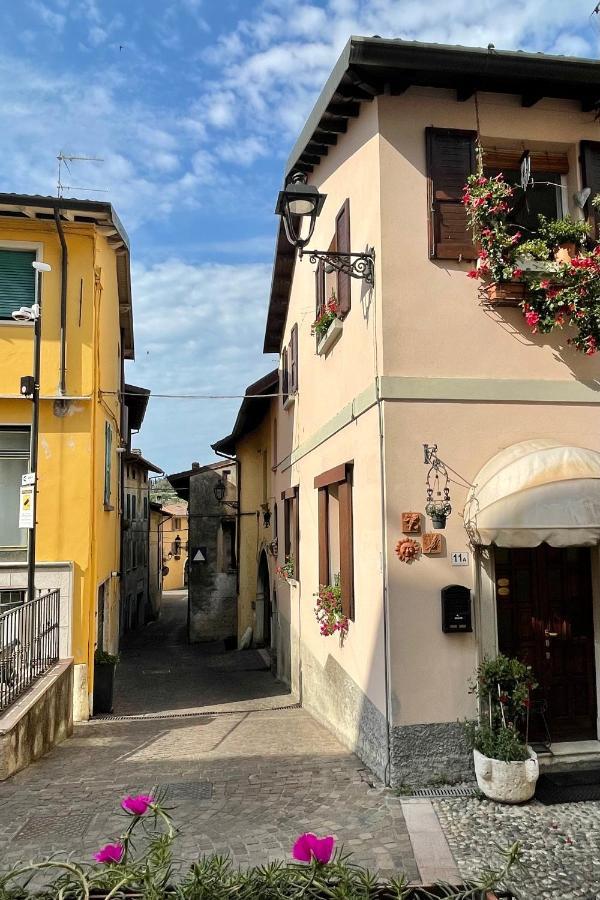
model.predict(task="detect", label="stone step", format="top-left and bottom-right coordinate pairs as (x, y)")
top-left (537, 740), bottom-right (600, 772)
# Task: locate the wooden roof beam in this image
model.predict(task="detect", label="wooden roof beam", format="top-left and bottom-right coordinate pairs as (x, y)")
top-left (456, 86), bottom-right (476, 102)
top-left (328, 101), bottom-right (360, 117)
top-left (582, 97), bottom-right (600, 112)
top-left (313, 131), bottom-right (338, 145)
top-left (305, 141), bottom-right (329, 156)
top-left (317, 117), bottom-right (347, 134)
top-left (522, 93), bottom-right (543, 107)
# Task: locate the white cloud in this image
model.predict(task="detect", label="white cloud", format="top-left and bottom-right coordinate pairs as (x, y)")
top-left (29, 0), bottom-right (66, 32)
top-left (126, 259), bottom-right (276, 470)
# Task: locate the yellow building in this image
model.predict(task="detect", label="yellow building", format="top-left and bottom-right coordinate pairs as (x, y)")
top-left (213, 371), bottom-right (278, 651)
top-left (161, 503), bottom-right (188, 591)
top-left (0, 193), bottom-right (134, 720)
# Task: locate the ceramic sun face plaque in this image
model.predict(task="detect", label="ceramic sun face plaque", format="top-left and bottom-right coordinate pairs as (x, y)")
top-left (401, 512), bottom-right (421, 534)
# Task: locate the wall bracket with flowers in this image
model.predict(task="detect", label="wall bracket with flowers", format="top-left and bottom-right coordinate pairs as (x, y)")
top-left (463, 172), bottom-right (600, 355)
top-left (312, 290), bottom-right (343, 355)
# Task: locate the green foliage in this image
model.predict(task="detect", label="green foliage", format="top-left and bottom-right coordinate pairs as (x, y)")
top-left (94, 649), bottom-right (119, 665)
top-left (536, 214), bottom-right (590, 247)
top-left (0, 798), bottom-right (522, 899)
top-left (464, 654), bottom-right (537, 763)
top-left (517, 238), bottom-right (550, 260)
top-left (464, 721), bottom-right (530, 763)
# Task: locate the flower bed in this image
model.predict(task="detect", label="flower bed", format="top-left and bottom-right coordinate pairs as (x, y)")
top-left (0, 793), bottom-right (519, 898)
top-left (463, 173), bottom-right (600, 354)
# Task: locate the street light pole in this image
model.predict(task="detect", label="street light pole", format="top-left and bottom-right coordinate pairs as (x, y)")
top-left (26, 262), bottom-right (50, 603)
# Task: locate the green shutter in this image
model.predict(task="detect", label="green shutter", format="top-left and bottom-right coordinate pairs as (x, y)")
top-left (0, 250), bottom-right (36, 319)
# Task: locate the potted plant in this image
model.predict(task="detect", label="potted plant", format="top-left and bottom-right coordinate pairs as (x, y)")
top-left (426, 499), bottom-right (452, 529)
top-left (93, 649), bottom-right (119, 715)
top-left (276, 555), bottom-right (295, 582)
top-left (314, 575), bottom-right (349, 643)
top-left (464, 654), bottom-right (539, 803)
top-left (312, 291), bottom-right (342, 353)
top-left (514, 237), bottom-right (554, 273)
top-left (537, 214), bottom-right (590, 263)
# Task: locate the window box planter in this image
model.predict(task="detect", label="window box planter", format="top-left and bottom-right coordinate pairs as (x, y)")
top-left (316, 318), bottom-right (343, 355)
top-left (483, 281), bottom-right (526, 307)
top-left (514, 255), bottom-right (557, 274)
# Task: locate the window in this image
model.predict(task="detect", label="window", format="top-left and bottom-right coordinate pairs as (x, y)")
top-left (314, 462), bottom-right (354, 620)
top-left (0, 249), bottom-right (36, 320)
top-left (0, 429), bottom-right (29, 559)
top-left (143, 496), bottom-right (148, 519)
top-left (483, 149), bottom-right (568, 235)
top-left (174, 517), bottom-right (181, 530)
top-left (221, 520), bottom-right (236, 572)
top-left (126, 494), bottom-right (131, 519)
top-left (272, 416), bottom-right (278, 471)
top-left (103, 422), bottom-right (113, 508)
top-left (281, 486), bottom-right (299, 579)
top-left (581, 141), bottom-right (600, 239)
top-left (131, 494), bottom-right (137, 520)
top-left (289, 324), bottom-right (298, 394)
top-left (0, 589), bottom-right (26, 612)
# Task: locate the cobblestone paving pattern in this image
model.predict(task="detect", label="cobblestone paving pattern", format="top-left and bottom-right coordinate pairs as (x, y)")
top-left (0, 592), bottom-right (419, 882)
top-left (435, 795), bottom-right (600, 900)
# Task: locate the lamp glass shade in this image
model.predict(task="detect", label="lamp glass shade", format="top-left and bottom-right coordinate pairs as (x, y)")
top-left (214, 480), bottom-right (225, 503)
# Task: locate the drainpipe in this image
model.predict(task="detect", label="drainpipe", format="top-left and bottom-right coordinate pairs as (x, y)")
top-left (54, 209), bottom-right (68, 397)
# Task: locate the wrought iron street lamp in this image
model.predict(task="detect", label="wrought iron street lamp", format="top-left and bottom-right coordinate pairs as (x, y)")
top-left (275, 172), bottom-right (375, 285)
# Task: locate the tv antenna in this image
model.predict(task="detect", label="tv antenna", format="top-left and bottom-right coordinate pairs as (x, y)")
top-left (56, 152), bottom-right (107, 198)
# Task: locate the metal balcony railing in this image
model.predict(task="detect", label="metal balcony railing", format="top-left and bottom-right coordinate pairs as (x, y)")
top-left (0, 589), bottom-right (60, 712)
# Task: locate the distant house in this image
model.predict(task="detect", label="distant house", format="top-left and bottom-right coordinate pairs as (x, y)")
top-left (120, 450), bottom-right (162, 635)
top-left (149, 500), bottom-right (168, 619)
top-left (168, 461), bottom-right (237, 643)
top-left (161, 503), bottom-right (189, 591)
top-left (212, 370), bottom-right (278, 656)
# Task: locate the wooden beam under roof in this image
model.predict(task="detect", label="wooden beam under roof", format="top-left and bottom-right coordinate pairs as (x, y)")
top-left (17, 206), bottom-right (37, 218)
top-left (312, 131), bottom-right (338, 145)
top-left (456, 85), bottom-right (476, 102)
top-left (305, 141), bottom-right (329, 156)
top-left (317, 117), bottom-right (347, 134)
top-left (521, 93), bottom-right (543, 107)
top-left (328, 101), bottom-right (360, 117)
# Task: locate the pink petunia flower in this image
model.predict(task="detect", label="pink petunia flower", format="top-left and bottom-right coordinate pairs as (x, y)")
top-left (121, 794), bottom-right (154, 816)
top-left (525, 310), bottom-right (540, 328)
top-left (292, 832), bottom-right (335, 864)
top-left (94, 843), bottom-right (125, 864)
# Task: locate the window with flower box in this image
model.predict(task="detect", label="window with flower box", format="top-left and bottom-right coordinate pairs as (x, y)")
top-left (314, 462), bottom-right (354, 620)
top-left (281, 486), bottom-right (299, 580)
top-left (313, 200), bottom-right (351, 352)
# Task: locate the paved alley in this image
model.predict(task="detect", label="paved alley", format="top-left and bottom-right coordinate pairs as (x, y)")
top-left (0, 591), bottom-right (420, 882)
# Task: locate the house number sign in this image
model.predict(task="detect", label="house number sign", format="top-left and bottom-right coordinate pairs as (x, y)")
top-left (451, 551), bottom-right (469, 566)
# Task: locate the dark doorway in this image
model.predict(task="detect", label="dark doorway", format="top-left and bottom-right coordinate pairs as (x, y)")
top-left (495, 545), bottom-right (597, 742)
top-left (256, 551), bottom-right (271, 648)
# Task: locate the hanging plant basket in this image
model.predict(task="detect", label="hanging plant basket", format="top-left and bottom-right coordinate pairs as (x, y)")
top-left (429, 512), bottom-right (447, 530)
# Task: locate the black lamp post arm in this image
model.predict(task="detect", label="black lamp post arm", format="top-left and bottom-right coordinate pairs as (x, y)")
top-left (303, 248), bottom-right (375, 285)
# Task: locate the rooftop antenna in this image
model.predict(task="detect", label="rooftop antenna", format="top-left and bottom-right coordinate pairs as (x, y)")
top-left (56, 152), bottom-right (107, 198)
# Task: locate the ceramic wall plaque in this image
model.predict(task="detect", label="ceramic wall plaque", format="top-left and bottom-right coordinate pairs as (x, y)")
top-left (402, 512), bottom-right (421, 534)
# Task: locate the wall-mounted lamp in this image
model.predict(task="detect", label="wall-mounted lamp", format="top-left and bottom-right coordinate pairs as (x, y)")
top-left (275, 172), bottom-right (375, 285)
top-left (213, 478), bottom-right (239, 509)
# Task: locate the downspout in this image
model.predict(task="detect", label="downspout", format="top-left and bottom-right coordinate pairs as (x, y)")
top-left (54, 209), bottom-right (68, 397)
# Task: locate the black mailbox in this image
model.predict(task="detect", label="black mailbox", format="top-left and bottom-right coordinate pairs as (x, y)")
top-left (441, 584), bottom-right (472, 633)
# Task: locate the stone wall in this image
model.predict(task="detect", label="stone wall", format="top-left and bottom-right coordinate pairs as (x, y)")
top-left (188, 470), bottom-right (237, 642)
top-left (389, 722), bottom-right (474, 788)
top-left (0, 660), bottom-right (73, 781)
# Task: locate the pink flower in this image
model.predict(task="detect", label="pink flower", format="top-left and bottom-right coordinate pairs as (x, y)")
top-left (513, 268), bottom-right (523, 279)
top-left (94, 843), bottom-right (125, 864)
top-left (525, 310), bottom-right (540, 328)
top-left (121, 794), bottom-right (154, 816)
top-left (292, 832), bottom-right (335, 864)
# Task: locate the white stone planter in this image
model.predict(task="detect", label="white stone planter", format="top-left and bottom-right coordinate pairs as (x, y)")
top-left (316, 318), bottom-right (343, 355)
top-left (514, 254), bottom-right (557, 274)
top-left (473, 747), bottom-right (539, 804)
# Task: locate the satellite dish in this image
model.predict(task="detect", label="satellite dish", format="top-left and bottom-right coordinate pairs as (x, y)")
top-left (574, 187), bottom-right (592, 209)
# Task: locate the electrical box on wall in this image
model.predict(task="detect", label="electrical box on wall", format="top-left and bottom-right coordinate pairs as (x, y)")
top-left (441, 584), bottom-right (472, 633)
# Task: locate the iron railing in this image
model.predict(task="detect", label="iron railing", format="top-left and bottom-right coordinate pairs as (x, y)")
top-left (0, 589), bottom-right (60, 712)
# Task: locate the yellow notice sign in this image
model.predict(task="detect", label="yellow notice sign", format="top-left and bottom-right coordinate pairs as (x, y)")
top-left (19, 485), bottom-right (34, 529)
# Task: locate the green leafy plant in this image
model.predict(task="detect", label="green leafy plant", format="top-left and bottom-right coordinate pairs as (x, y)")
top-left (276, 555), bottom-right (295, 581)
top-left (516, 238), bottom-right (550, 260)
top-left (94, 649), bottom-right (119, 665)
top-left (311, 291), bottom-right (340, 339)
top-left (536, 214), bottom-right (590, 247)
top-left (464, 654), bottom-right (537, 763)
top-left (0, 794), bottom-right (522, 899)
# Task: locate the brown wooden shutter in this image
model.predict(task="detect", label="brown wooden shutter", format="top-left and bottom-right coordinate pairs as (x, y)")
top-left (338, 469), bottom-right (354, 620)
top-left (289, 324), bottom-right (298, 394)
top-left (294, 487), bottom-right (300, 579)
top-left (580, 141), bottom-right (600, 240)
top-left (426, 128), bottom-right (476, 260)
top-left (318, 488), bottom-right (328, 587)
top-left (335, 199), bottom-right (351, 316)
top-left (281, 347), bottom-right (288, 402)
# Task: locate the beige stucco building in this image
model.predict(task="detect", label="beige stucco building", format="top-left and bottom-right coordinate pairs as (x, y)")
top-left (161, 503), bottom-right (189, 592)
top-left (262, 38), bottom-right (600, 786)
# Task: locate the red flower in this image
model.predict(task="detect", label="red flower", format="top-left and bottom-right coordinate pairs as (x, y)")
top-left (525, 310), bottom-right (540, 329)
top-left (467, 269), bottom-right (479, 279)
top-left (513, 268), bottom-right (523, 279)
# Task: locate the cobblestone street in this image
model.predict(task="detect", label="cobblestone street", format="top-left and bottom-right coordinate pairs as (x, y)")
top-left (0, 591), bottom-right (420, 881)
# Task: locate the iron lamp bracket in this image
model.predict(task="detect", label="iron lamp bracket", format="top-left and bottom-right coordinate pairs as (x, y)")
top-left (301, 248), bottom-right (375, 285)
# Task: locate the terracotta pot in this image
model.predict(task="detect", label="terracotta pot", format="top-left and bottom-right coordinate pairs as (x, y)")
top-left (483, 281), bottom-right (526, 306)
top-left (553, 241), bottom-right (577, 265)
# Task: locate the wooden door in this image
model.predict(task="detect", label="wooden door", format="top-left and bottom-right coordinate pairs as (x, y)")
top-left (495, 545), bottom-right (597, 742)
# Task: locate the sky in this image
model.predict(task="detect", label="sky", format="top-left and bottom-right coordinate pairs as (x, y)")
top-left (1, 0), bottom-right (599, 474)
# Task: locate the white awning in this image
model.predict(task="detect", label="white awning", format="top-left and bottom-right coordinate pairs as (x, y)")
top-left (464, 439), bottom-right (600, 547)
